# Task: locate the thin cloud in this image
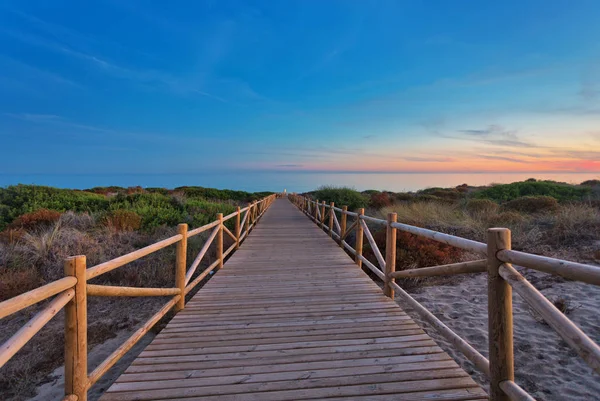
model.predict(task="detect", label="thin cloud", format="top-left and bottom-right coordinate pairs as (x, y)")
top-left (403, 156), bottom-right (455, 162)
top-left (448, 125), bottom-right (540, 149)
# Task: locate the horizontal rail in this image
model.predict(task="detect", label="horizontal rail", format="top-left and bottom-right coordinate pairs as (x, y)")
top-left (391, 222), bottom-right (487, 254)
top-left (187, 220), bottom-right (219, 238)
top-left (497, 249), bottom-right (600, 286)
top-left (87, 295), bottom-right (180, 387)
top-left (357, 255), bottom-right (385, 280)
top-left (223, 242), bottom-right (236, 259)
top-left (185, 259), bottom-right (220, 295)
top-left (499, 263), bottom-right (600, 374)
top-left (360, 214), bottom-right (386, 225)
top-left (390, 259), bottom-right (487, 279)
top-left (341, 240), bottom-right (356, 255)
top-left (0, 276), bottom-right (77, 319)
top-left (185, 225), bottom-right (219, 285)
top-left (499, 380), bottom-right (536, 401)
top-left (86, 234), bottom-right (183, 280)
top-left (390, 281), bottom-right (491, 376)
top-left (0, 289), bottom-right (74, 368)
top-left (87, 285), bottom-right (181, 297)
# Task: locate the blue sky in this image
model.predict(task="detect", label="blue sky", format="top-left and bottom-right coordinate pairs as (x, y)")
top-left (1, 0), bottom-right (600, 185)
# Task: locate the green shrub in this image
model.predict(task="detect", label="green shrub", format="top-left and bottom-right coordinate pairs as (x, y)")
top-left (0, 185), bottom-right (108, 230)
top-left (465, 199), bottom-right (499, 214)
top-left (503, 196), bottom-right (559, 214)
top-left (580, 180), bottom-right (600, 187)
top-left (394, 192), bottom-right (414, 201)
top-left (419, 187), bottom-right (463, 200)
top-left (474, 181), bottom-right (590, 202)
top-left (310, 186), bottom-right (367, 211)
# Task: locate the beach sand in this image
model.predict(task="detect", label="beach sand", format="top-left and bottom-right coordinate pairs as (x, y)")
top-left (404, 268), bottom-right (600, 401)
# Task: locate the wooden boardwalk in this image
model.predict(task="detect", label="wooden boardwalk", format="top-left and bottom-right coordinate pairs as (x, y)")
top-left (102, 199), bottom-right (487, 400)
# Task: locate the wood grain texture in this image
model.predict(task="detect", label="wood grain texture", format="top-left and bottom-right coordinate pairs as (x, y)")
top-left (101, 199), bottom-right (487, 401)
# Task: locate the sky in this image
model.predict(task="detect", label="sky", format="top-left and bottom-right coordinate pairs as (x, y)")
top-left (1, 0), bottom-right (600, 188)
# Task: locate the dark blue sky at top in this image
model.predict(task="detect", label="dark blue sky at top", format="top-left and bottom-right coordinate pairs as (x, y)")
top-left (1, 0), bottom-right (599, 187)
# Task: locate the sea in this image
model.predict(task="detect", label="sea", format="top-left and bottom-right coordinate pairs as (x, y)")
top-left (1, 172), bottom-right (598, 193)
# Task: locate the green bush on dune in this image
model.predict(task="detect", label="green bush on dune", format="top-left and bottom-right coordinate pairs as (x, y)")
top-left (310, 186), bottom-right (368, 212)
top-left (473, 181), bottom-right (591, 202)
top-left (0, 185), bottom-right (270, 231)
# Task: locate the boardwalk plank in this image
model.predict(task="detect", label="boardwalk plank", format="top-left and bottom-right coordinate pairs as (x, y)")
top-left (101, 199), bottom-right (487, 400)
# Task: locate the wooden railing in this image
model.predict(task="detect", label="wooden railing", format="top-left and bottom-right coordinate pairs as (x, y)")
top-left (0, 194), bottom-right (276, 401)
top-left (289, 194), bottom-right (600, 401)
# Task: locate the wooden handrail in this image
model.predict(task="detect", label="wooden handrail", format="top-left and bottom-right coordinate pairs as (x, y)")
top-left (86, 234), bottom-right (183, 280)
top-left (0, 289), bottom-right (74, 368)
top-left (87, 285), bottom-right (181, 297)
top-left (289, 193), bottom-right (600, 401)
top-left (497, 249), bottom-right (600, 286)
top-left (0, 193), bottom-right (277, 401)
top-left (0, 276), bottom-right (76, 319)
top-left (390, 259), bottom-right (487, 279)
top-left (499, 263), bottom-right (600, 374)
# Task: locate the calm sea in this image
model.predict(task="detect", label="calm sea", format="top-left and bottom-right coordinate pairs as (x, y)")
top-left (1, 172), bottom-right (598, 193)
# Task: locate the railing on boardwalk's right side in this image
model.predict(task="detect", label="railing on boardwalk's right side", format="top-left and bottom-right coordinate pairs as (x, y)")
top-left (289, 194), bottom-right (600, 401)
top-left (0, 194), bottom-right (277, 401)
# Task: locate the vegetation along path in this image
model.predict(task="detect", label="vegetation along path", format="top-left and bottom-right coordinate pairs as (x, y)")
top-left (101, 198), bottom-right (487, 400)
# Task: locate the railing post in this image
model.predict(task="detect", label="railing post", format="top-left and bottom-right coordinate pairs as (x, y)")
top-left (320, 201), bottom-right (326, 226)
top-left (64, 255), bottom-right (87, 401)
top-left (340, 206), bottom-right (347, 247)
top-left (245, 203), bottom-right (251, 236)
top-left (355, 208), bottom-right (364, 267)
top-left (328, 202), bottom-right (335, 237)
top-left (384, 213), bottom-right (397, 298)
top-left (217, 213), bottom-right (224, 269)
top-left (487, 228), bottom-right (514, 401)
top-left (314, 199), bottom-right (319, 221)
top-left (175, 223), bottom-right (188, 312)
top-left (235, 206), bottom-right (241, 249)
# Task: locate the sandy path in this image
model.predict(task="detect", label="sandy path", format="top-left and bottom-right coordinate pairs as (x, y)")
top-left (404, 269), bottom-right (600, 401)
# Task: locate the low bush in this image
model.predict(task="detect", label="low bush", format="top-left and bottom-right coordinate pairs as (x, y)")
top-left (364, 229), bottom-right (464, 272)
top-left (503, 196), bottom-right (559, 214)
top-left (8, 209), bottom-right (62, 231)
top-left (419, 187), bottom-right (464, 200)
top-left (369, 192), bottom-right (393, 209)
top-left (394, 192), bottom-right (414, 201)
top-left (104, 210), bottom-right (142, 232)
top-left (486, 211), bottom-right (526, 227)
top-left (466, 199), bottom-right (499, 215)
top-left (580, 180), bottom-right (600, 187)
top-left (310, 186), bottom-right (367, 211)
top-left (474, 180), bottom-right (591, 202)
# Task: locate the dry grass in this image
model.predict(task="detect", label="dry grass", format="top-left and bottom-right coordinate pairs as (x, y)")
top-left (381, 200), bottom-right (600, 261)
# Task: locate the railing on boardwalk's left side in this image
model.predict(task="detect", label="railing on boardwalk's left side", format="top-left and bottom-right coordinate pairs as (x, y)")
top-left (0, 194), bottom-right (277, 401)
top-left (289, 193), bottom-right (600, 401)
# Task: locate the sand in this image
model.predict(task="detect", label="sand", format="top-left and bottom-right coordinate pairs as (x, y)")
top-left (404, 267), bottom-right (600, 401)
top-left (29, 330), bottom-right (155, 401)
